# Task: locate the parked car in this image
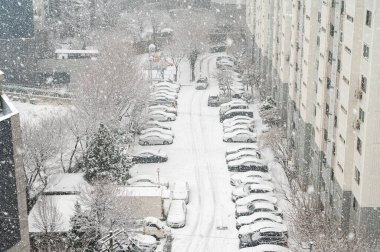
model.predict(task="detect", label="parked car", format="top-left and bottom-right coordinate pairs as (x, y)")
top-left (220, 104), bottom-right (249, 117)
top-left (226, 150), bottom-right (261, 163)
top-left (230, 87), bottom-right (245, 98)
top-left (241, 228), bottom-right (288, 249)
top-left (228, 157), bottom-right (267, 172)
top-left (224, 125), bottom-right (254, 135)
top-left (225, 144), bottom-right (259, 157)
top-left (235, 194), bottom-right (278, 207)
top-left (151, 93), bottom-right (177, 102)
top-left (171, 181), bottom-right (190, 204)
top-left (236, 201), bottom-right (283, 218)
top-left (220, 109), bottom-right (253, 122)
top-left (131, 150), bottom-right (168, 163)
top-left (220, 100), bottom-right (248, 115)
top-left (232, 183), bottom-right (274, 202)
top-left (209, 44), bottom-right (227, 53)
top-left (140, 128), bottom-right (174, 138)
top-left (238, 221), bottom-right (288, 248)
top-left (223, 116), bottom-right (254, 128)
top-left (166, 200), bottom-right (187, 228)
top-left (151, 90), bottom-right (178, 99)
top-left (195, 76), bottom-right (209, 90)
top-left (223, 130), bottom-right (257, 143)
top-left (149, 105), bottom-right (177, 115)
top-left (129, 233), bottom-right (158, 252)
top-left (236, 212), bottom-right (283, 230)
top-left (154, 85), bottom-right (179, 94)
top-left (142, 121), bottom-right (171, 131)
top-left (149, 111), bottom-right (176, 122)
top-left (127, 175), bottom-right (169, 187)
top-left (230, 171), bottom-right (271, 186)
top-left (149, 98), bottom-right (177, 108)
top-left (143, 217), bottom-right (171, 239)
top-left (153, 82), bottom-right (180, 92)
top-left (216, 58), bottom-right (234, 69)
top-left (208, 94), bottom-right (220, 107)
top-left (139, 133), bottom-right (173, 145)
top-left (238, 244), bottom-right (291, 252)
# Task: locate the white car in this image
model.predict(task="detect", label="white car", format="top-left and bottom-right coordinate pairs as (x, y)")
top-left (142, 121), bottom-right (171, 131)
top-left (139, 133), bottom-right (173, 145)
top-left (131, 149), bottom-right (168, 164)
top-left (154, 82), bottom-right (180, 92)
top-left (239, 244), bottom-right (291, 252)
top-left (228, 157), bottom-right (267, 172)
top-left (152, 90), bottom-right (178, 98)
top-left (223, 130), bottom-right (257, 143)
top-left (143, 217), bottom-right (171, 238)
top-left (220, 100), bottom-right (248, 115)
top-left (149, 111), bottom-right (176, 122)
top-left (154, 86), bottom-right (179, 93)
top-left (149, 105), bottom-right (177, 115)
top-left (171, 181), bottom-right (190, 204)
top-left (230, 171), bottom-right (271, 186)
top-left (236, 212), bottom-right (283, 230)
top-left (167, 200), bottom-right (187, 228)
top-left (238, 220), bottom-right (288, 239)
top-left (226, 150), bottom-right (262, 163)
top-left (223, 116), bottom-right (254, 127)
top-left (224, 125), bottom-right (253, 134)
top-left (140, 127), bottom-right (174, 138)
top-left (235, 193), bottom-right (278, 207)
top-left (129, 233), bottom-right (158, 252)
top-left (151, 93), bottom-right (177, 101)
top-left (236, 201), bottom-right (283, 218)
top-left (225, 144), bottom-right (259, 157)
top-left (232, 183), bottom-right (274, 202)
top-left (127, 175), bottom-right (169, 187)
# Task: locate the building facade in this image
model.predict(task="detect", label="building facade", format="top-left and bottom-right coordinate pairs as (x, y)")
top-left (246, 0), bottom-right (380, 236)
top-left (0, 71), bottom-right (30, 251)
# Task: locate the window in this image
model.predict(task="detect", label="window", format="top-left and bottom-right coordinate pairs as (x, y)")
top-left (353, 197), bottom-right (358, 210)
top-left (330, 23), bottom-right (335, 36)
top-left (332, 142), bottom-right (336, 156)
top-left (357, 137), bottom-right (362, 154)
top-left (346, 15), bottom-right (354, 22)
top-left (328, 51), bottom-right (333, 63)
top-left (324, 129), bottom-right (328, 141)
top-left (325, 103), bottom-right (330, 116)
top-left (334, 115), bottom-right (338, 128)
top-left (359, 108), bottom-right (365, 122)
top-left (361, 75), bottom-right (367, 93)
top-left (354, 167), bottom-right (361, 185)
top-left (366, 10), bottom-right (372, 27)
top-left (318, 12), bottom-right (321, 23)
top-left (363, 44), bottom-right (370, 59)
top-left (337, 59), bottom-right (341, 72)
top-left (327, 77), bottom-right (332, 89)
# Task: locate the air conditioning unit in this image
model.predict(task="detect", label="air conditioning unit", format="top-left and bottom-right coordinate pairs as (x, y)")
top-left (354, 89), bottom-right (363, 100)
top-left (352, 119), bottom-right (361, 130)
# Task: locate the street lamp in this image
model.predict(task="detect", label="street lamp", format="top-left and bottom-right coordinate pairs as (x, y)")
top-left (148, 44), bottom-right (156, 86)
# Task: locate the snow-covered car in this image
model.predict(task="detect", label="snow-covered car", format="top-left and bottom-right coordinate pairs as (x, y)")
top-left (132, 149), bottom-right (168, 163)
top-left (152, 90), bottom-right (178, 99)
top-left (149, 110), bottom-right (176, 122)
top-left (235, 193), bottom-right (278, 207)
top-left (230, 171), bottom-right (271, 186)
top-left (225, 144), bottom-right (259, 157)
top-left (151, 93), bottom-right (177, 102)
top-left (223, 124), bottom-right (254, 134)
top-left (129, 233), bottom-right (158, 252)
top-left (216, 55), bottom-right (237, 63)
top-left (139, 133), bottom-right (173, 145)
top-left (223, 130), bottom-right (257, 143)
top-left (220, 100), bottom-right (248, 115)
top-left (208, 94), bottom-right (220, 107)
top-left (153, 82), bottom-right (180, 92)
top-left (126, 175), bottom-right (169, 187)
top-left (223, 116), bottom-right (254, 127)
top-left (223, 120), bottom-right (254, 131)
top-left (220, 109), bottom-right (253, 122)
top-left (171, 181), bottom-right (190, 204)
top-left (142, 121), bottom-right (171, 131)
top-left (154, 85), bottom-right (179, 94)
top-left (226, 150), bottom-right (261, 163)
top-left (227, 157), bottom-right (267, 172)
top-left (239, 244), bottom-right (291, 252)
top-left (216, 58), bottom-right (234, 69)
top-left (195, 76), bottom-right (209, 90)
top-left (149, 98), bottom-right (177, 108)
top-left (230, 87), bottom-right (245, 98)
top-left (236, 212), bottom-right (283, 230)
top-left (238, 221), bottom-right (288, 246)
top-left (232, 183), bottom-right (274, 202)
top-left (236, 201), bottom-right (283, 218)
top-left (166, 200), bottom-right (187, 228)
top-left (149, 105), bottom-right (177, 115)
top-left (241, 228), bottom-right (288, 249)
top-left (140, 127), bottom-right (174, 138)
top-left (143, 217), bottom-right (171, 238)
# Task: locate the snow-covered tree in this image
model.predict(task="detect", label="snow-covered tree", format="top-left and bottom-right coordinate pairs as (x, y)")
top-left (215, 69), bottom-right (233, 98)
top-left (84, 124), bottom-right (132, 184)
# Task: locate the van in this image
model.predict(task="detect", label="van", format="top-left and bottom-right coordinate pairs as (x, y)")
top-left (220, 109), bottom-right (253, 122)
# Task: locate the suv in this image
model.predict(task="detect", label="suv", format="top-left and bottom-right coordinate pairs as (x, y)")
top-left (208, 95), bottom-right (220, 107)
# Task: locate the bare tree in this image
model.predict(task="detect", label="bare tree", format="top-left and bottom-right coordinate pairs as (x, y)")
top-left (214, 69), bottom-right (233, 98)
top-left (164, 41), bottom-right (187, 81)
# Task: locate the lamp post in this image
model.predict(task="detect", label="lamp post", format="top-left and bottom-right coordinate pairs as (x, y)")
top-left (148, 44), bottom-right (156, 86)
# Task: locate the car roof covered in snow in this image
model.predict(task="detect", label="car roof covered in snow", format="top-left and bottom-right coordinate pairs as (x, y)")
top-left (239, 244), bottom-right (291, 252)
top-left (236, 212), bottom-right (282, 225)
top-left (238, 220), bottom-right (287, 235)
top-left (231, 171), bottom-right (271, 180)
top-left (226, 144), bottom-right (259, 153)
top-left (140, 132), bottom-right (171, 139)
top-left (224, 130), bottom-right (255, 138)
top-left (235, 193), bottom-right (277, 206)
top-left (229, 156), bottom-right (264, 166)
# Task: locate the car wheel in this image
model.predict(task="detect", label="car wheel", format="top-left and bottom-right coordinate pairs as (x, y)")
top-left (247, 139), bottom-right (253, 143)
top-left (227, 138), bottom-right (233, 143)
top-left (144, 141), bottom-right (149, 145)
top-left (163, 141), bottom-right (169, 145)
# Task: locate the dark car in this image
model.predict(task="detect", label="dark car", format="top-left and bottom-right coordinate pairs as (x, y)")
top-left (209, 44), bottom-right (227, 53)
top-left (208, 95), bottom-right (220, 107)
top-left (239, 229), bottom-right (288, 249)
top-left (132, 150), bottom-right (168, 163)
top-left (195, 77), bottom-right (209, 90)
top-left (220, 109), bottom-right (254, 122)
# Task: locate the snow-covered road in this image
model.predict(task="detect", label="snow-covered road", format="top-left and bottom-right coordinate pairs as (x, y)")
top-left (131, 54), bottom-right (240, 252)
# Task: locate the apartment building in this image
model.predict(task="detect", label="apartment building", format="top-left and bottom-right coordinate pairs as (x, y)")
top-left (246, 0), bottom-right (380, 235)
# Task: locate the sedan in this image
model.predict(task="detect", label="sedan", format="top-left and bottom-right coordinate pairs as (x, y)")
top-left (167, 200), bottom-right (187, 228)
top-left (129, 234), bottom-right (158, 252)
top-left (224, 125), bottom-right (254, 134)
top-left (149, 105), bottom-right (177, 115)
top-left (236, 212), bottom-right (283, 230)
top-left (230, 171), bottom-right (271, 186)
top-left (232, 183), bottom-right (274, 202)
top-left (149, 111), bottom-right (176, 122)
top-left (142, 121), bottom-right (171, 131)
top-left (154, 86), bottom-right (179, 94)
top-left (236, 201), bottom-right (283, 218)
top-left (171, 181), bottom-right (190, 204)
top-left (139, 133), bottom-right (173, 145)
top-left (127, 174), bottom-right (169, 187)
top-left (239, 244), bottom-right (291, 252)
top-left (131, 150), bottom-right (168, 163)
top-left (227, 157), bottom-right (267, 172)
top-left (223, 130), bottom-right (257, 143)
top-left (235, 194), bottom-right (278, 207)
top-left (140, 128), bottom-right (174, 138)
top-left (152, 90), bottom-right (178, 99)
top-left (223, 116), bottom-right (254, 127)
top-left (238, 220), bottom-right (288, 241)
top-left (151, 93), bottom-right (177, 101)
top-left (225, 144), bottom-right (259, 157)
top-left (226, 150), bottom-right (261, 163)
top-left (153, 83), bottom-right (180, 92)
